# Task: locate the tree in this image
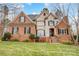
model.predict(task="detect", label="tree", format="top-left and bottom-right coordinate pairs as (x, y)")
top-left (1, 5), bottom-right (9, 36)
top-left (52, 3), bottom-right (71, 20)
top-left (68, 4), bottom-right (79, 45)
top-left (52, 3), bottom-right (79, 45)
top-left (0, 4), bottom-right (24, 37)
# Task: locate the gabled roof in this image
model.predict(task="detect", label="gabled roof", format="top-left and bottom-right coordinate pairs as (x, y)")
top-left (45, 13), bottom-right (58, 20)
top-left (34, 12), bottom-right (57, 21)
top-left (56, 16), bottom-right (70, 27)
top-left (9, 11), bottom-right (36, 25)
top-left (28, 14), bottom-right (38, 21)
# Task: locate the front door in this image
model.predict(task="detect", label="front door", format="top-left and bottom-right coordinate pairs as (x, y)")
top-left (49, 28), bottom-right (54, 36)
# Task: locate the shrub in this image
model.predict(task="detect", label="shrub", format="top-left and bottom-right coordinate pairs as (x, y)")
top-left (11, 38), bottom-right (19, 42)
top-left (35, 35), bottom-right (39, 39)
top-left (23, 39), bottom-right (29, 42)
top-left (29, 34), bottom-right (35, 39)
top-left (2, 32), bottom-right (11, 41)
top-left (35, 35), bottom-right (39, 42)
top-left (29, 34), bottom-right (39, 42)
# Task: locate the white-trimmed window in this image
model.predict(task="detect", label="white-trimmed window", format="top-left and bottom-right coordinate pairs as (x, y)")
top-left (12, 26), bottom-right (18, 34)
top-left (58, 28), bottom-right (68, 35)
top-left (48, 20), bottom-right (54, 26)
top-left (37, 30), bottom-right (45, 37)
top-left (48, 20), bottom-right (58, 26)
top-left (19, 16), bottom-right (25, 22)
top-left (24, 27), bottom-right (30, 34)
top-left (37, 21), bottom-right (45, 26)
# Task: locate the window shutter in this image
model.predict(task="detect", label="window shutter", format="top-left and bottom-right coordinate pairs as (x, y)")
top-left (17, 27), bottom-right (19, 33)
top-left (58, 29), bottom-right (60, 34)
top-left (29, 27), bottom-right (31, 34)
top-left (67, 29), bottom-right (69, 35)
top-left (24, 27), bottom-right (26, 34)
top-left (12, 27), bottom-right (14, 34)
top-left (44, 30), bottom-right (45, 36)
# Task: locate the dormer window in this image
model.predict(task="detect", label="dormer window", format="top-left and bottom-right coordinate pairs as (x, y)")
top-left (19, 16), bottom-right (25, 22)
top-left (43, 13), bottom-right (46, 16)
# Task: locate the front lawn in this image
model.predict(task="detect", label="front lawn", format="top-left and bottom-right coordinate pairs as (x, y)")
top-left (0, 41), bottom-right (78, 56)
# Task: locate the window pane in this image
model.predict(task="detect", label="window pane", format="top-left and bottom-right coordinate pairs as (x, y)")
top-left (58, 29), bottom-right (66, 35)
top-left (62, 29), bottom-right (64, 34)
top-left (37, 30), bottom-right (45, 37)
top-left (24, 27), bottom-right (30, 34)
top-left (20, 16), bottom-right (25, 22)
top-left (12, 27), bottom-right (18, 34)
top-left (48, 20), bottom-right (55, 26)
top-left (37, 22), bottom-right (44, 26)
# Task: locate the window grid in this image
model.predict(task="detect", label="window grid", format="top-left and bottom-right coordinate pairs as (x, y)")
top-left (58, 28), bottom-right (69, 35)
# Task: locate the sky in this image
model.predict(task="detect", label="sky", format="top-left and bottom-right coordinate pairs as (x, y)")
top-left (0, 3), bottom-right (77, 15)
top-left (21, 3), bottom-right (54, 14)
top-left (15, 3), bottom-right (77, 15)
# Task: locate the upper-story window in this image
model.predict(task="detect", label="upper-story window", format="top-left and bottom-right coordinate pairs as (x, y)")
top-left (37, 21), bottom-right (45, 26)
top-left (19, 16), bottom-right (25, 22)
top-left (48, 20), bottom-right (55, 26)
top-left (48, 20), bottom-right (58, 26)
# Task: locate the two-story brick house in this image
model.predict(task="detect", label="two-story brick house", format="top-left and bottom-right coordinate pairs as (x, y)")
top-left (0, 8), bottom-right (71, 42)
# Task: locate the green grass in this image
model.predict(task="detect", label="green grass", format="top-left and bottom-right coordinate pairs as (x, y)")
top-left (0, 41), bottom-right (79, 56)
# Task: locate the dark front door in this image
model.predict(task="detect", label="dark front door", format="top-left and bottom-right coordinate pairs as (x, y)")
top-left (49, 28), bottom-right (54, 36)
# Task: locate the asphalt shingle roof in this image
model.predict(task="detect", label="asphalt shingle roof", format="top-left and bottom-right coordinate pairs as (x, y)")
top-left (28, 14), bottom-right (38, 21)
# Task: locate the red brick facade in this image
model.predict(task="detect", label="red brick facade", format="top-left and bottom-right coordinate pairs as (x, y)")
top-left (8, 12), bottom-right (36, 41)
top-left (0, 11), bottom-right (71, 43)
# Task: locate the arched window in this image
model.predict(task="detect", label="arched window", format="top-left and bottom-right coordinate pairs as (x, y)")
top-left (37, 30), bottom-right (45, 37)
